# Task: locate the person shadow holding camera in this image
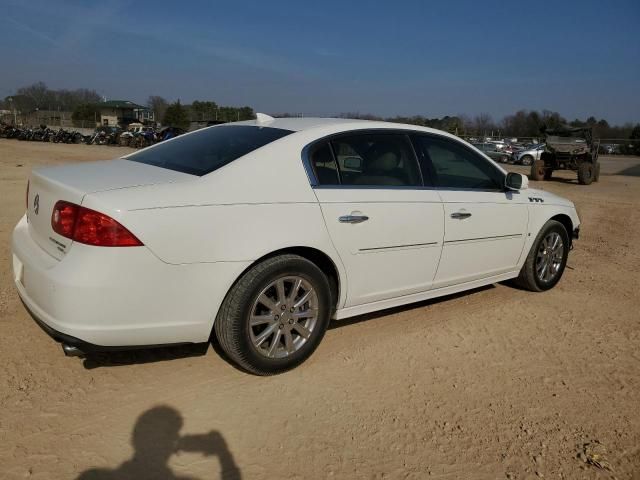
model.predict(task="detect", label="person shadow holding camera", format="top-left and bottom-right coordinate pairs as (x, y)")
top-left (78, 405), bottom-right (241, 480)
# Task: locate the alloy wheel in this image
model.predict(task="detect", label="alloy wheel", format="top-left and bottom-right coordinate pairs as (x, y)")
top-left (249, 276), bottom-right (319, 359)
top-left (536, 232), bottom-right (564, 283)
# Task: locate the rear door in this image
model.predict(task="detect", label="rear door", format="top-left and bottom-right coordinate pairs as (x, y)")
top-left (413, 134), bottom-right (528, 288)
top-left (307, 132), bottom-right (444, 307)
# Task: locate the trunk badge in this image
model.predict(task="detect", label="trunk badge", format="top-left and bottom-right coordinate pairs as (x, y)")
top-left (33, 194), bottom-right (39, 215)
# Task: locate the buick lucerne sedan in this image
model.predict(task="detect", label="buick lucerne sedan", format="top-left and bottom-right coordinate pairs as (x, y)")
top-left (12, 115), bottom-right (580, 374)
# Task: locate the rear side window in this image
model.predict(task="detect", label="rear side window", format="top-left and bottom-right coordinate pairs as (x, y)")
top-left (309, 142), bottom-right (340, 185)
top-left (331, 134), bottom-right (421, 186)
top-left (128, 125), bottom-right (293, 176)
top-left (310, 134), bottom-right (422, 187)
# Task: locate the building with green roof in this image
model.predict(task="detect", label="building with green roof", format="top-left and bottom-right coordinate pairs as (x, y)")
top-left (95, 100), bottom-right (154, 127)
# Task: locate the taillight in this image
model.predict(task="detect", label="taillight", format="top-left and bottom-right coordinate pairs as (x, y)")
top-left (51, 201), bottom-right (143, 247)
top-left (52, 201), bottom-right (78, 238)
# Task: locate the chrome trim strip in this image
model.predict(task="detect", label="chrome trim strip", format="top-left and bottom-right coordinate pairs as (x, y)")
top-left (444, 234), bottom-right (522, 244)
top-left (359, 241), bottom-right (439, 252)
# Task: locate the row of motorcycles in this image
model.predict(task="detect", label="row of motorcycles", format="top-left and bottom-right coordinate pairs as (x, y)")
top-left (1, 124), bottom-right (85, 144)
top-left (0, 124), bottom-right (184, 148)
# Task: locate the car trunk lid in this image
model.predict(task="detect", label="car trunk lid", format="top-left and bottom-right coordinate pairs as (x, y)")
top-left (26, 159), bottom-right (193, 260)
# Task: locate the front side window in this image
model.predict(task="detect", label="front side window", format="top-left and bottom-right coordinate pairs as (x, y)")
top-left (417, 136), bottom-right (504, 190)
top-left (327, 134), bottom-right (422, 187)
top-left (128, 125), bottom-right (293, 176)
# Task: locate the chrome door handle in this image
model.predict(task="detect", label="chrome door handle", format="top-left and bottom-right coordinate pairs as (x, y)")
top-left (339, 214), bottom-right (369, 224)
top-left (450, 212), bottom-right (472, 219)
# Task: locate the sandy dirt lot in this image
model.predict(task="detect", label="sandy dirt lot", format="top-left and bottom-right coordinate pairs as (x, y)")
top-left (1, 140), bottom-right (639, 480)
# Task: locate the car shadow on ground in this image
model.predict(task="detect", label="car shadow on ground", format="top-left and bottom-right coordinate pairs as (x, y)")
top-left (76, 405), bottom-right (242, 480)
top-left (82, 343), bottom-right (209, 369)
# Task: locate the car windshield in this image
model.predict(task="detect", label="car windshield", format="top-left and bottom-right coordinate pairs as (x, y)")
top-left (127, 125), bottom-right (293, 176)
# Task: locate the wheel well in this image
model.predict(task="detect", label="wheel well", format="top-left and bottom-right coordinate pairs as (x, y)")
top-left (249, 247), bottom-right (341, 311)
top-left (550, 214), bottom-right (573, 238)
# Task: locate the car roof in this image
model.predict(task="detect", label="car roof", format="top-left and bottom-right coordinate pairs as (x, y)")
top-left (231, 116), bottom-right (454, 137)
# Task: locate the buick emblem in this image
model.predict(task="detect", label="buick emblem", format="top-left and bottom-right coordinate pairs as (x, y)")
top-left (33, 194), bottom-right (39, 215)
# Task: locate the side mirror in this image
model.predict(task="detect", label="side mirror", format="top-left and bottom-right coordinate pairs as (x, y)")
top-left (505, 172), bottom-right (528, 191)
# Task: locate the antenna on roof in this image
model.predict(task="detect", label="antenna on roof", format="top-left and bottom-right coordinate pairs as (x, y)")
top-left (255, 112), bottom-right (274, 123)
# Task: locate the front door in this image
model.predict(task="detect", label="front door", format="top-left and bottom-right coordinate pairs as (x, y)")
top-left (414, 134), bottom-right (529, 288)
top-left (307, 132), bottom-right (444, 307)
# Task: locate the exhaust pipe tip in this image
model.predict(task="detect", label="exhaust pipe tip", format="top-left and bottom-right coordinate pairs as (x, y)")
top-left (62, 344), bottom-right (84, 357)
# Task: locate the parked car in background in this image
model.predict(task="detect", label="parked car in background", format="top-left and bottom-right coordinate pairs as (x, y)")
top-left (513, 144), bottom-right (545, 166)
top-left (503, 143), bottom-right (524, 156)
top-left (12, 116), bottom-right (580, 375)
top-left (472, 143), bottom-right (510, 163)
top-left (599, 144), bottom-right (619, 155)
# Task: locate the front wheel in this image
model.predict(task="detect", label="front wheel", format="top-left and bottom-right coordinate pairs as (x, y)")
top-left (515, 220), bottom-right (570, 292)
top-left (214, 254), bottom-right (332, 375)
top-left (520, 155), bottom-right (534, 166)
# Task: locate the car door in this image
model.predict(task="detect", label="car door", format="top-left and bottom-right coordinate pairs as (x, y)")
top-left (414, 134), bottom-right (529, 288)
top-left (306, 132), bottom-right (444, 307)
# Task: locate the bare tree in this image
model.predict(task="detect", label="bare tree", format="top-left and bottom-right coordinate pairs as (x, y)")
top-left (147, 96), bottom-right (168, 124)
top-left (473, 113), bottom-right (494, 136)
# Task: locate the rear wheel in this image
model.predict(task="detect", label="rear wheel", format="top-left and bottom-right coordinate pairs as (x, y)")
top-left (214, 254), bottom-right (332, 375)
top-left (530, 160), bottom-right (545, 180)
top-left (577, 162), bottom-right (594, 185)
top-left (515, 220), bottom-right (569, 292)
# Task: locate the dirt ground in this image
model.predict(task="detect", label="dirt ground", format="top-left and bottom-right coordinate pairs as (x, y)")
top-left (1, 140), bottom-right (639, 480)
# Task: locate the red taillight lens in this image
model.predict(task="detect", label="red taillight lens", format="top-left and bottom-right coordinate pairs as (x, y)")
top-left (52, 201), bottom-right (79, 238)
top-left (51, 201), bottom-right (143, 247)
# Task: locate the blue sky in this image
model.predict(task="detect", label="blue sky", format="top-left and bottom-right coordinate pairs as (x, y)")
top-left (1, 0), bottom-right (639, 124)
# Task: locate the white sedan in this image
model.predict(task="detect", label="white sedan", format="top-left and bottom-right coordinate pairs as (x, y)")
top-left (12, 115), bottom-right (580, 374)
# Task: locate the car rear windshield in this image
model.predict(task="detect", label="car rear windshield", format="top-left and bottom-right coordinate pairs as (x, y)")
top-left (127, 125), bottom-right (293, 176)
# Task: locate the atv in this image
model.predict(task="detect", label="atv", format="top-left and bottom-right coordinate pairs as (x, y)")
top-left (530, 127), bottom-right (600, 185)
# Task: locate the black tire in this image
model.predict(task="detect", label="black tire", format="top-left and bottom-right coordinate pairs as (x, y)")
top-left (515, 220), bottom-right (570, 292)
top-left (530, 160), bottom-right (545, 181)
top-left (543, 168), bottom-right (553, 180)
top-left (594, 162), bottom-right (601, 182)
top-left (520, 155), bottom-right (534, 166)
top-left (577, 162), bottom-right (594, 185)
top-left (214, 254), bottom-right (332, 375)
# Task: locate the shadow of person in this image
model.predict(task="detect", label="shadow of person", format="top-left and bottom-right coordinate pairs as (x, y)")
top-left (77, 406), bottom-right (241, 480)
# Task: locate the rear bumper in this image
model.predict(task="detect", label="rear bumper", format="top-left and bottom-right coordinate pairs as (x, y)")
top-left (20, 298), bottom-right (193, 355)
top-left (12, 214), bottom-right (250, 348)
